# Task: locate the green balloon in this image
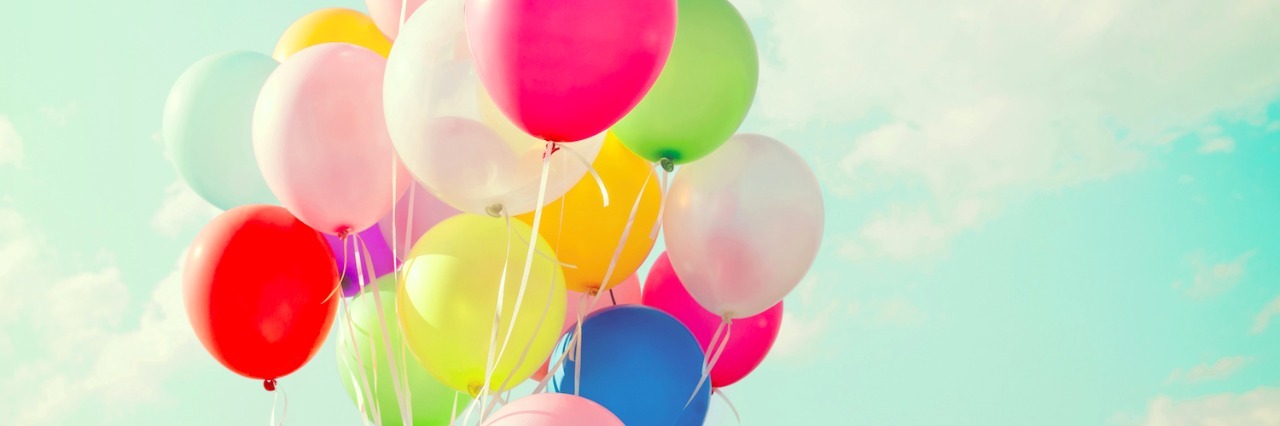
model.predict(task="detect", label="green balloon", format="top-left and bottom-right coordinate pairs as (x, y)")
top-left (337, 276), bottom-right (468, 425)
top-left (611, 0), bottom-right (759, 165)
top-left (162, 51), bottom-right (278, 210)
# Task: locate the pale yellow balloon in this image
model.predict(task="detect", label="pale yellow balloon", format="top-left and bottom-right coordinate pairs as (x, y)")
top-left (273, 8), bottom-right (392, 62)
top-left (397, 214), bottom-right (567, 395)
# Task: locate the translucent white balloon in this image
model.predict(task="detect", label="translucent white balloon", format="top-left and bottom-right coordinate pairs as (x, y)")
top-left (663, 134), bottom-right (824, 318)
top-left (384, 0), bottom-right (602, 216)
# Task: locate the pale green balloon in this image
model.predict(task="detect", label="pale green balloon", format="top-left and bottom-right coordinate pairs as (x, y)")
top-left (162, 51), bottom-right (278, 210)
top-left (337, 276), bottom-right (468, 426)
top-left (611, 0), bottom-right (759, 166)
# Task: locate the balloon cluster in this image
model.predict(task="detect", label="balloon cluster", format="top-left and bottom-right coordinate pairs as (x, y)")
top-left (164, 0), bottom-right (823, 424)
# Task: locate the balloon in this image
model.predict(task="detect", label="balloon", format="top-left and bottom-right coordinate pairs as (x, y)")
top-left (515, 134), bottom-right (660, 293)
top-left (644, 252), bottom-right (782, 388)
top-left (254, 43), bottom-right (411, 235)
top-left (324, 226), bottom-right (400, 297)
top-left (273, 8), bottom-right (392, 61)
top-left (183, 205), bottom-right (338, 381)
top-left (365, 0), bottom-right (427, 39)
top-left (664, 134), bottom-right (824, 318)
top-left (530, 274), bottom-right (642, 382)
top-left (338, 275), bottom-right (469, 425)
top-left (483, 393), bottom-right (623, 426)
top-left (385, 0), bottom-right (602, 216)
top-left (551, 306), bottom-right (710, 426)
top-left (377, 181), bottom-right (460, 261)
top-left (162, 51), bottom-right (278, 210)
top-left (612, 0), bottom-right (758, 165)
top-left (398, 214), bottom-right (567, 394)
top-left (465, 0), bottom-right (678, 142)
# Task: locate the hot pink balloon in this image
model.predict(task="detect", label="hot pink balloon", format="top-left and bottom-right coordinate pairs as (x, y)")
top-left (253, 43), bottom-right (411, 235)
top-left (529, 274), bottom-right (641, 382)
top-left (365, 0), bottom-right (427, 39)
top-left (464, 0), bottom-right (678, 142)
top-left (376, 181), bottom-right (460, 260)
top-left (643, 252), bottom-right (782, 388)
top-left (483, 393), bottom-right (623, 426)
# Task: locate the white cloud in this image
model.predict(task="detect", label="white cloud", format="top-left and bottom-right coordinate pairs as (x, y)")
top-left (845, 200), bottom-right (986, 261)
top-left (0, 116), bottom-right (22, 168)
top-left (771, 304), bottom-right (835, 363)
top-left (1198, 126), bottom-right (1237, 154)
top-left (875, 299), bottom-right (928, 327)
top-left (1252, 295), bottom-right (1280, 334)
top-left (151, 180), bottom-right (219, 237)
top-left (1133, 387), bottom-right (1280, 426)
top-left (1166, 356), bottom-right (1254, 384)
top-left (1176, 250), bottom-right (1257, 299)
top-left (39, 102), bottom-right (79, 126)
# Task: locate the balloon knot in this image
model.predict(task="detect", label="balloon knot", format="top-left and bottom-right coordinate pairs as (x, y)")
top-left (586, 286), bottom-right (600, 297)
top-left (659, 158), bottom-right (675, 173)
top-left (543, 142), bottom-right (562, 160)
top-left (721, 313), bottom-right (734, 323)
top-left (485, 204), bottom-right (505, 218)
top-left (337, 227), bottom-right (352, 240)
top-left (468, 383), bottom-right (483, 398)
top-left (263, 379), bottom-right (277, 392)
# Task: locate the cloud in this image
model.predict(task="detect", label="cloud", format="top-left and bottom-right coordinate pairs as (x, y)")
top-left (1176, 250), bottom-right (1257, 299)
top-left (39, 102), bottom-right (80, 126)
top-left (1252, 296), bottom-right (1280, 334)
top-left (1166, 356), bottom-right (1254, 384)
top-left (0, 116), bottom-right (22, 168)
top-left (151, 180), bottom-right (219, 237)
top-left (1130, 387), bottom-right (1280, 426)
top-left (875, 299), bottom-right (928, 327)
top-left (1197, 126), bottom-right (1237, 154)
top-left (772, 274), bottom-right (838, 363)
top-left (841, 200), bottom-right (985, 261)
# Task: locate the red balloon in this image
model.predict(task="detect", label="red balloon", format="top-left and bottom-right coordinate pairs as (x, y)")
top-left (183, 205), bottom-right (339, 381)
top-left (643, 252), bottom-right (783, 388)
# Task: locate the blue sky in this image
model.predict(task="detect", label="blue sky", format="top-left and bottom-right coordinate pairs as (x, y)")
top-left (3, 0), bottom-right (1280, 425)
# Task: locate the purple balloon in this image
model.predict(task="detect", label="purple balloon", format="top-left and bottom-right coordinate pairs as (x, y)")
top-left (324, 226), bottom-right (400, 297)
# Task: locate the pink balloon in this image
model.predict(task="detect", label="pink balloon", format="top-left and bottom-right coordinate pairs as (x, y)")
top-left (529, 274), bottom-right (641, 382)
top-left (643, 252), bottom-right (782, 388)
top-left (253, 43), bottom-right (411, 235)
top-left (464, 0), bottom-right (678, 142)
top-left (365, 0), bottom-right (427, 39)
top-left (376, 180), bottom-right (460, 260)
top-left (483, 393), bottom-right (622, 426)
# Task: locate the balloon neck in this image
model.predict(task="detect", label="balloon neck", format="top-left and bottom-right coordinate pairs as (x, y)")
top-left (659, 158), bottom-right (675, 173)
top-left (586, 286), bottom-right (600, 297)
top-left (336, 227), bottom-right (352, 240)
top-left (542, 142), bottom-right (562, 160)
top-left (721, 313), bottom-right (734, 323)
top-left (485, 204), bottom-right (505, 218)
top-left (263, 379), bottom-right (277, 392)
top-left (468, 383), bottom-right (483, 398)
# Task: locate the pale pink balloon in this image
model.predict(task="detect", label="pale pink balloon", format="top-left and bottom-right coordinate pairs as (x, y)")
top-left (376, 180), bottom-right (460, 260)
top-left (253, 43), bottom-right (411, 235)
top-left (464, 0), bottom-right (678, 142)
top-left (663, 134), bottom-right (824, 318)
top-left (364, 0), bottom-right (426, 39)
top-left (643, 252), bottom-right (782, 388)
top-left (529, 274), bottom-right (641, 382)
top-left (483, 393), bottom-right (622, 426)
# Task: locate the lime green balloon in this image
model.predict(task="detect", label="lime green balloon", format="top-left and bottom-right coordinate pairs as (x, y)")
top-left (611, 0), bottom-right (759, 165)
top-left (398, 214), bottom-right (567, 395)
top-left (162, 51), bottom-right (279, 210)
top-left (338, 275), bottom-right (468, 425)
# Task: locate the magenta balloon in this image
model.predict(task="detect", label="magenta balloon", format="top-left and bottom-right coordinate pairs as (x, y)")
top-left (663, 134), bottom-right (824, 318)
top-left (323, 226), bottom-right (399, 297)
top-left (464, 0), bottom-right (678, 142)
top-left (483, 393), bottom-right (623, 426)
top-left (365, 0), bottom-right (427, 39)
top-left (253, 43), bottom-right (411, 235)
top-left (376, 181), bottom-right (460, 260)
top-left (643, 252), bottom-right (782, 388)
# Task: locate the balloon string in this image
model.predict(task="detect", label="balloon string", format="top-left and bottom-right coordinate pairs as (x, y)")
top-left (344, 367), bottom-right (373, 426)
top-left (324, 232), bottom-right (353, 303)
top-left (358, 235), bottom-right (412, 426)
top-left (532, 290), bottom-right (589, 395)
top-left (686, 318), bottom-right (731, 409)
top-left (557, 142), bottom-right (609, 207)
top-left (650, 163), bottom-right (670, 240)
top-left (509, 225), bottom-right (577, 269)
top-left (714, 388), bottom-right (743, 425)
top-left (595, 164), bottom-right (654, 296)
top-left (573, 292), bottom-right (592, 397)
top-left (268, 385), bottom-right (288, 426)
top-left (491, 142), bottom-right (555, 398)
top-left (399, 324), bottom-right (414, 424)
top-left (400, 184), bottom-right (417, 263)
top-left (480, 210), bottom-right (514, 421)
top-left (450, 391), bottom-right (459, 425)
top-left (340, 290), bottom-right (382, 424)
top-left (352, 239), bottom-right (382, 408)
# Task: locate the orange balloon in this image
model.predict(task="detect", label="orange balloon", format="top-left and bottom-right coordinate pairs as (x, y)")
top-left (517, 133), bottom-right (661, 293)
top-left (273, 8), bottom-right (392, 62)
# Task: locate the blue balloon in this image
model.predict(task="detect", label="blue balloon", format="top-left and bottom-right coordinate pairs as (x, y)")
top-left (551, 305), bottom-right (711, 426)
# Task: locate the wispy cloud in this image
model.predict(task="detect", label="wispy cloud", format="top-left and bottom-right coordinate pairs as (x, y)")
top-left (1126, 387), bottom-right (1280, 426)
top-left (1166, 356), bottom-right (1254, 384)
top-left (1175, 250), bottom-right (1257, 299)
top-left (1252, 296), bottom-right (1280, 334)
top-left (150, 180), bottom-right (219, 237)
top-left (772, 274), bottom-right (838, 363)
top-left (0, 116), bottom-right (23, 168)
top-left (1197, 126), bottom-right (1237, 154)
top-left (39, 102), bottom-right (79, 126)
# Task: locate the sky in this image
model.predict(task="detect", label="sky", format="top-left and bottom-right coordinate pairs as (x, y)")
top-left (2, 0), bottom-right (1280, 425)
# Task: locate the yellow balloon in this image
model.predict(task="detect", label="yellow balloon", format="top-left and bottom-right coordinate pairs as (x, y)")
top-left (273, 8), bottom-right (392, 62)
top-left (397, 214), bottom-right (567, 395)
top-left (517, 133), bottom-right (661, 293)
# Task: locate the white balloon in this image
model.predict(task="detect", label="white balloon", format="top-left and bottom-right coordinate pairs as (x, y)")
top-left (383, 0), bottom-right (603, 216)
top-left (663, 134), bottom-right (824, 318)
